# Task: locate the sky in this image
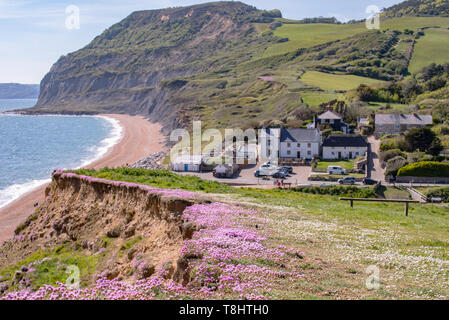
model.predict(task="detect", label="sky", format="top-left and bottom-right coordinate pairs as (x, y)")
top-left (0, 0), bottom-right (403, 84)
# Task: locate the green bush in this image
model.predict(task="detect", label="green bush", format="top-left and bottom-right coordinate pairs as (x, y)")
top-left (385, 156), bottom-right (407, 177)
top-left (397, 161), bottom-right (449, 177)
top-left (380, 149), bottom-right (406, 164)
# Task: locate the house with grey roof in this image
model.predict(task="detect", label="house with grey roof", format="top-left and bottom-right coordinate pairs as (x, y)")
top-left (323, 134), bottom-right (368, 160)
top-left (313, 109), bottom-right (350, 133)
top-left (375, 113), bottom-right (433, 135)
top-left (259, 128), bottom-right (322, 161)
top-left (279, 128), bottom-right (322, 160)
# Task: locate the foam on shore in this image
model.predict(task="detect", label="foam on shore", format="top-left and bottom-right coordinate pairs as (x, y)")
top-left (0, 116), bottom-right (124, 209)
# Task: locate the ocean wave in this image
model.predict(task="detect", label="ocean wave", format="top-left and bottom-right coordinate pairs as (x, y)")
top-left (77, 116), bottom-right (123, 168)
top-left (0, 115), bottom-right (124, 209)
top-left (0, 179), bottom-right (51, 209)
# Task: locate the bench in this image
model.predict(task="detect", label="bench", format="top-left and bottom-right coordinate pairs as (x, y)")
top-left (340, 198), bottom-right (419, 217)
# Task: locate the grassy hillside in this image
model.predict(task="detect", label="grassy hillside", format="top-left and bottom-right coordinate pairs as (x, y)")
top-left (29, 1), bottom-right (449, 132)
top-left (263, 23), bottom-right (366, 57)
top-left (382, 0), bottom-right (449, 18)
top-left (300, 71), bottom-right (386, 91)
top-left (409, 28), bottom-right (449, 73)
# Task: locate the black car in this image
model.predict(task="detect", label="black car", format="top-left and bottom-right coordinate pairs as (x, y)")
top-left (363, 178), bottom-right (378, 185)
top-left (281, 166), bottom-right (293, 174)
top-left (272, 171), bottom-right (287, 179)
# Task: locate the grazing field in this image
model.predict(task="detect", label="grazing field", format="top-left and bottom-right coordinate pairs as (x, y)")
top-left (300, 71), bottom-right (386, 92)
top-left (381, 16), bottom-right (449, 32)
top-left (300, 91), bottom-right (342, 106)
top-left (262, 17), bottom-right (449, 59)
top-left (263, 23), bottom-right (365, 57)
top-left (409, 28), bottom-right (449, 74)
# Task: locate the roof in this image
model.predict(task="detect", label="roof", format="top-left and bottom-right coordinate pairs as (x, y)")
top-left (318, 110), bottom-right (342, 120)
top-left (281, 128), bottom-right (321, 143)
top-left (173, 155), bottom-right (202, 165)
top-left (323, 135), bottom-right (368, 148)
top-left (375, 113), bottom-right (433, 125)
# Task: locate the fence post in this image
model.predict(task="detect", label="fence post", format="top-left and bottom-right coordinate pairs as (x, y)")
top-left (405, 202), bottom-right (409, 217)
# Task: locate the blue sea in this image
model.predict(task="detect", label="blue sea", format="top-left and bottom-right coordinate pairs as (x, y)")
top-left (0, 99), bottom-right (122, 208)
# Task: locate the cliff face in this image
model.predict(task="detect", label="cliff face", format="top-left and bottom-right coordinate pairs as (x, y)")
top-left (0, 172), bottom-right (199, 290)
top-left (31, 1), bottom-right (280, 132)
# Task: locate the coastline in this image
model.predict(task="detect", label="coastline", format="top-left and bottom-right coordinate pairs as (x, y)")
top-left (0, 114), bottom-right (165, 244)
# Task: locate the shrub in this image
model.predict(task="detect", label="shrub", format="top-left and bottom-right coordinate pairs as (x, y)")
top-left (385, 156), bottom-right (407, 177)
top-left (380, 149), bottom-right (406, 164)
top-left (397, 161), bottom-right (449, 177)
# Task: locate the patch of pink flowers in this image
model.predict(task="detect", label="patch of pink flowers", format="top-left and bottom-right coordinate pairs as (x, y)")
top-left (2, 180), bottom-right (305, 300)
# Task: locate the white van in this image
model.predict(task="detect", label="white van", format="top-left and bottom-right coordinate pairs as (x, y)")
top-left (327, 166), bottom-right (347, 175)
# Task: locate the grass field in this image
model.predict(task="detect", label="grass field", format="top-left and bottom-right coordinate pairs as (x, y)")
top-left (409, 28), bottom-right (449, 74)
top-left (300, 71), bottom-right (386, 91)
top-left (316, 160), bottom-right (354, 171)
top-left (262, 17), bottom-right (449, 59)
top-left (263, 23), bottom-right (366, 58)
top-left (300, 91), bottom-right (342, 106)
top-left (365, 102), bottom-right (417, 113)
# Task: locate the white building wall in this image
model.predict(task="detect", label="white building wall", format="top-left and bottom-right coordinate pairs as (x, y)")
top-left (323, 146), bottom-right (367, 160)
top-left (280, 142), bottom-right (320, 160)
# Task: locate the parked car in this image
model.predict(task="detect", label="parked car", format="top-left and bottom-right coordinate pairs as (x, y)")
top-left (272, 171), bottom-right (287, 179)
top-left (281, 166), bottom-right (293, 174)
top-left (254, 170), bottom-right (268, 178)
top-left (328, 166), bottom-right (347, 175)
top-left (338, 177), bottom-right (356, 185)
top-left (363, 178), bottom-right (378, 185)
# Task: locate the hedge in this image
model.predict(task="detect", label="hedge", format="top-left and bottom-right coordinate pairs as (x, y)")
top-left (397, 161), bottom-right (449, 178)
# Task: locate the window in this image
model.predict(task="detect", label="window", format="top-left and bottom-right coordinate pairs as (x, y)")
top-left (297, 143), bottom-right (300, 148)
top-left (287, 150), bottom-right (291, 155)
top-left (287, 143), bottom-right (291, 148)
top-left (308, 143), bottom-right (311, 148)
top-left (331, 152), bottom-right (335, 155)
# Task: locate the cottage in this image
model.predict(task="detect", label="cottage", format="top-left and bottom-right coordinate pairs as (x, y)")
top-left (375, 113), bottom-right (433, 135)
top-left (322, 134), bottom-right (368, 160)
top-left (313, 109), bottom-right (350, 133)
top-left (279, 128), bottom-right (321, 160)
top-left (172, 155), bottom-right (203, 172)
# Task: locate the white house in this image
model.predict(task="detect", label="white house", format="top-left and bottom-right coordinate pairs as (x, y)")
top-left (280, 128), bottom-right (321, 160)
top-left (322, 135), bottom-right (368, 160)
